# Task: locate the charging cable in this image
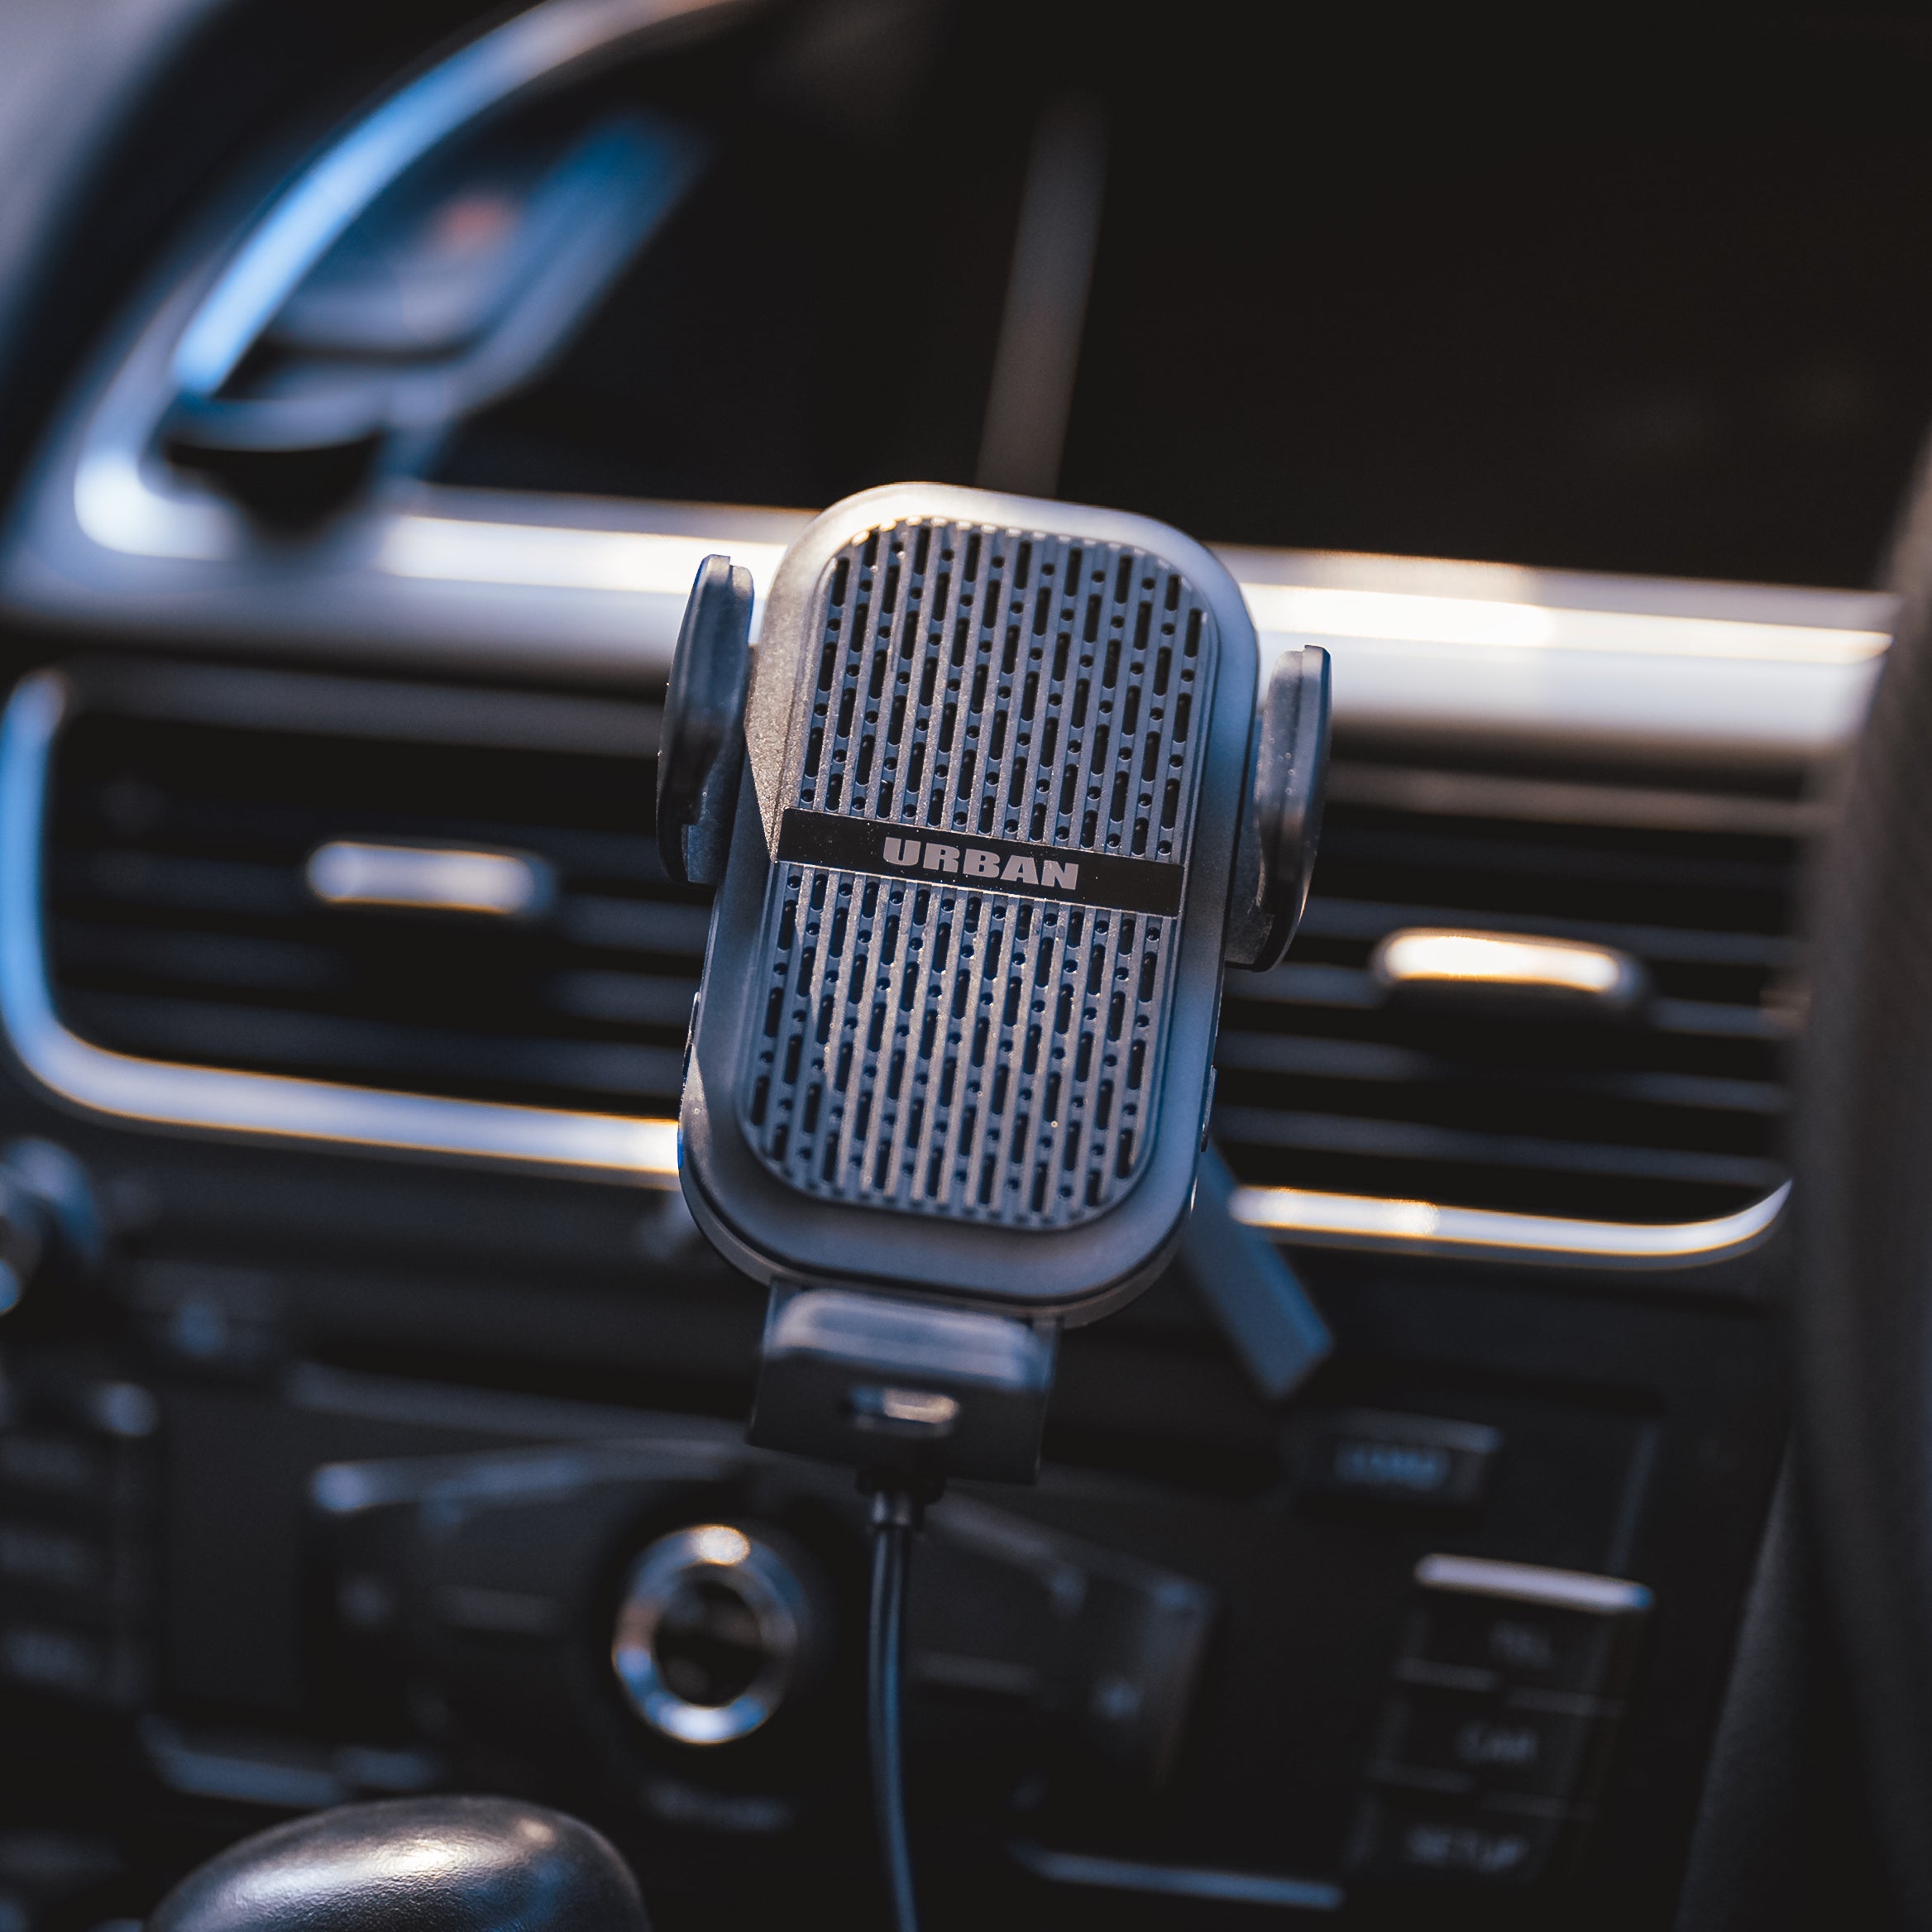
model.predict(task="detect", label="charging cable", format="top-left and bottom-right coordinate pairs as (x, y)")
top-left (865, 1479), bottom-right (935, 1932)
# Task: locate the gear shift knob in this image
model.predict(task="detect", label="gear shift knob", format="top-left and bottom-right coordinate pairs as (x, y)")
top-left (148, 1796), bottom-right (650, 1932)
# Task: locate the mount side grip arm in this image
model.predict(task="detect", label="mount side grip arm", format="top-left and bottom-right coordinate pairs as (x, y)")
top-left (1225, 644), bottom-right (1332, 970)
top-left (657, 555), bottom-right (754, 886)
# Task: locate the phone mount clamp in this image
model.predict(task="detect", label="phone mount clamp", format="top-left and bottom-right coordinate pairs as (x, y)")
top-left (658, 485), bottom-right (1329, 1930)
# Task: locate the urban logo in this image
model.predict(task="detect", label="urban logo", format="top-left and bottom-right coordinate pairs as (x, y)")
top-left (881, 836), bottom-right (1079, 891)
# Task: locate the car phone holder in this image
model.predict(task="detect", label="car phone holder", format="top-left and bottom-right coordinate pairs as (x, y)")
top-left (658, 484), bottom-right (1331, 1931)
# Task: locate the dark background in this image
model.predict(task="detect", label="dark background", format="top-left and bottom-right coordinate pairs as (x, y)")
top-left (428, 4), bottom-right (1932, 591)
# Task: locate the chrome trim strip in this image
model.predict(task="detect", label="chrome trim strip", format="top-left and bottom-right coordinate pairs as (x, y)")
top-left (1413, 1553), bottom-right (1653, 1615)
top-left (1226, 1179), bottom-right (1790, 1269)
top-left (71, 653), bottom-right (661, 753)
top-left (0, 671), bottom-right (680, 1181)
top-left (374, 501), bottom-right (1888, 670)
top-left (171, 0), bottom-right (743, 399)
top-left (31, 420), bottom-right (1891, 749)
top-left (366, 500), bottom-right (1892, 756)
top-left (376, 510), bottom-right (793, 616)
top-left (1008, 1843), bottom-right (1343, 1912)
top-left (1241, 579), bottom-right (1885, 666)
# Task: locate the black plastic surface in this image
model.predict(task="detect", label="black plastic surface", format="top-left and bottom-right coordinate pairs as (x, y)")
top-left (1225, 644), bottom-right (1331, 972)
top-left (149, 1796), bottom-right (650, 1932)
top-left (1793, 433), bottom-right (1932, 1925)
top-left (0, 1074), bottom-right (1791, 1929)
top-left (657, 555), bottom-right (753, 887)
top-left (677, 485), bottom-right (1260, 1319)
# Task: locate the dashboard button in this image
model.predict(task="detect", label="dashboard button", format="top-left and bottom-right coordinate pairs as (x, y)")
top-left (1404, 1592), bottom-right (1627, 1696)
top-left (1296, 1410), bottom-right (1499, 1511)
top-left (1404, 1557), bottom-right (1649, 1699)
top-left (1373, 1688), bottom-right (1609, 1800)
top-left (1347, 1792), bottom-right (1557, 1886)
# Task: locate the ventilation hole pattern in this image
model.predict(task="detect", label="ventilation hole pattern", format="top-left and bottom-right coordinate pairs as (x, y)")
top-left (739, 517), bottom-right (1220, 1228)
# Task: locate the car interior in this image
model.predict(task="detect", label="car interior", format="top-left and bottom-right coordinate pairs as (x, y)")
top-left (0, 2), bottom-right (1927, 1927)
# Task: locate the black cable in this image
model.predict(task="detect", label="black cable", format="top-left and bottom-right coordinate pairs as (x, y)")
top-left (867, 1484), bottom-right (920, 1932)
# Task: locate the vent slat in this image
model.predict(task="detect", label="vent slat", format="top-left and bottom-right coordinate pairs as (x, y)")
top-left (1213, 1106), bottom-right (1786, 1190)
top-left (1323, 763), bottom-right (1822, 837)
top-left (1230, 966), bottom-right (1783, 1040)
top-left (1294, 896), bottom-right (1796, 968)
top-left (54, 921), bottom-right (342, 994)
top-left (544, 971), bottom-right (699, 1026)
top-left (1213, 1031), bottom-right (1786, 1114)
top-left (1210, 748), bottom-right (1802, 1227)
top-left (1649, 997), bottom-right (1794, 1040)
top-left (62, 991), bottom-right (687, 1101)
top-left (1234, 964), bottom-right (1383, 1009)
top-left (744, 518), bottom-right (1212, 1229)
top-left (555, 896), bottom-right (710, 954)
top-left (1320, 825), bottom-right (1791, 893)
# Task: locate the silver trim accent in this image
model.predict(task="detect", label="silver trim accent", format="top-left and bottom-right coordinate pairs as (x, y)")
top-left (1226, 548), bottom-right (1887, 759)
top-left (367, 504), bottom-right (1893, 756)
top-left (1227, 1180), bottom-right (1789, 1270)
top-left (1414, 1553), bottom-right (1654, 1615)
top-left (610, 1524), bottom-right (808, 1745)
top-left (1008, 1843), bottom-right (1343, 1912)
top-left (0, 670), bottom-right (678, 1180)
top-left (1369, 927), bottom-right (1647, 1011)
top-left (171, 0), bottom-right (744, 400)
top-left (24, 395), bottom-right (1891, 748)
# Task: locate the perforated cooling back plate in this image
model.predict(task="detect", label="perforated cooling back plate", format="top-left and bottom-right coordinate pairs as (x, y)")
top-left (736, 516), bottom-right (1219, 1229)
top-left (678, 483), bottom-right (1258, 1317)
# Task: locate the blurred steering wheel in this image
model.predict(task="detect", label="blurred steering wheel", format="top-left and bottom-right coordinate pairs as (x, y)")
top-left (1796, 472), bottom-right (1932, 1924)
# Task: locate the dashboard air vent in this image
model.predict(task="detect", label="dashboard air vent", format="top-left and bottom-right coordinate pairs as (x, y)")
top-left (36, 662), bottom-right (701, 1126)
top-left (2, 659), bottom-right (1812, 1246)
top-left (1212, 744), bottom-right (1809, 1231)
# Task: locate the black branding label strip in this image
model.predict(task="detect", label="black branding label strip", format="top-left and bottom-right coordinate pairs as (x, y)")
top-left (775, 810), bottom-right (1184, 917)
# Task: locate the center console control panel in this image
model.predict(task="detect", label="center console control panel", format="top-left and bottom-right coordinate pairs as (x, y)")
top-left (1351, 1554), bottom-right (1651, 1887)
top-left (0, 1315), bottom-right (1710, 1930)
top-left (0, 1109), bottom-right (1785, 1932)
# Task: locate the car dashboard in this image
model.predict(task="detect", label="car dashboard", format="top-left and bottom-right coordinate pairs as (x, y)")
top-left (0, 2), bottom-right (1908, 1927)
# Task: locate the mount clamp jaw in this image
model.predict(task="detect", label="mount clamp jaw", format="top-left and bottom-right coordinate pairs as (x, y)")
top-left (656, 556), bottom-right (754, 887)
top-left (1225, 643), bottom-right (1331, 970)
